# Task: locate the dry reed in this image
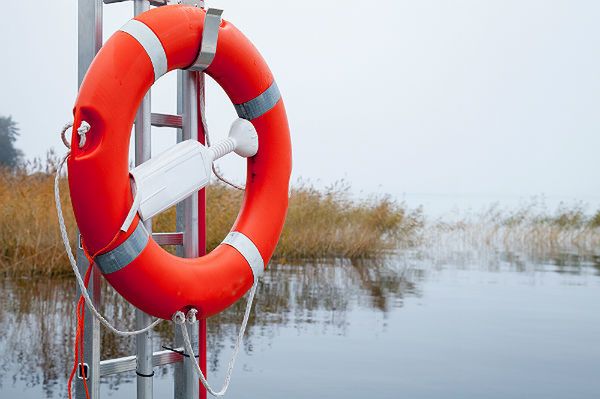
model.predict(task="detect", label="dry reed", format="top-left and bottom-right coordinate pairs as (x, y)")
top-left (425, 201), bottom-right (600, 258)
top-left (0, 161), bottom-right (422, 276)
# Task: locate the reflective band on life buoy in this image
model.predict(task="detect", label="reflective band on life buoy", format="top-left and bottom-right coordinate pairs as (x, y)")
top-left (68, 5), bottom-right (292, 320)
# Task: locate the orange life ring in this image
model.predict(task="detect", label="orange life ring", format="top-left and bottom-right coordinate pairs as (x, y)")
top-left (68, 5), bottom-right (291, 320)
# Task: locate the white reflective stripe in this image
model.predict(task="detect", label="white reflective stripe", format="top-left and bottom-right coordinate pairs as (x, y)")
top-left (234, 81), bottom-right (281, 120)
top-left (96, 221), bottom-right (150, 275)
top-left (120, 19), bottom-right (168, 81)
top-left (222, 232), bottom-right (264, 281)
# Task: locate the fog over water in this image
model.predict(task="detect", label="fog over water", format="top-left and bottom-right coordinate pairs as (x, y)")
top-left (0, 1), bottom-right (599, 212)
top-left (0, 2), bottom-right (599, 397)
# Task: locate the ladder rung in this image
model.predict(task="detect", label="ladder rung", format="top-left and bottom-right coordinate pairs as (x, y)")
top-left (152, 232), bottom-right (184, 246)
top-left (99, 347), bottom-right (183, 377)
top-left (151, 113), bottom-right (183, 128)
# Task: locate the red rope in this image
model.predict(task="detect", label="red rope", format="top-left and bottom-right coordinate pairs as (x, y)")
top-left (64, 153), bottom-right (131, 399)
top-left (68, 264), bottom-right (92, 399)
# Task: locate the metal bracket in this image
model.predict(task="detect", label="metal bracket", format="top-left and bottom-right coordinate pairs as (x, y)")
top-left (187, 8), bottom-right (223, 71)
top-left (104, 0), bottom-right (169, 6)
top-left (77, 363), bottom-right (90, 380)
top-left (178, 0), bottom-right (205, 7)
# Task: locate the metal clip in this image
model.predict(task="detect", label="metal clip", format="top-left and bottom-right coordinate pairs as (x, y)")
top-left (178, 0), bottom-right (205, 6)
top-left (103, 0), bottom-right (170, 6)
top-left (77, 363), bottom-right (90, 380)
top-left (187, 8), bottom-right (223, 71)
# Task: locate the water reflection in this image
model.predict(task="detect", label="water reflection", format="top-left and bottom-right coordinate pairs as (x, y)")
top-left (1, 247), bottom-right (598, 398)
top-left (0, 258), bottom-right (418, 397)
top-left (0, 277), bottom-right (76, 398)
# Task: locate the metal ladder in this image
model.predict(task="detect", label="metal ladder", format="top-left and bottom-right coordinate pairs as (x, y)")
top-left (76, 1), bottom-right (207, 398)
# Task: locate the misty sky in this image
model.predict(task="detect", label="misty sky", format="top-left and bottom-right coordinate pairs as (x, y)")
top-left (0, 1), bottom-right (598, 214)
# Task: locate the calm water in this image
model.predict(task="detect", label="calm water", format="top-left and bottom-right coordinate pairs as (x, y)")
top-left (0, 249), bottom-right (599, 399)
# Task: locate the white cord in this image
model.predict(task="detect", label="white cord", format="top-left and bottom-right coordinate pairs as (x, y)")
top-left (61, 122), bottom-right (73, 149)
top-left (55, 124), bottom-right (162, 336)
top-left (61, 121), bottom-right (91, 149)
top-left (212, 164), bottom-right (245, 191)
top-left (58, 121), bottom-right (259, 396)
top-left (77, 121), bottom-right (90, 147)
top-left (174, 281), bottom-right (258, 397)
top-left (120, 178), bottom-right (141, 232)
top-left (199, 87), bottom-right (245, 191)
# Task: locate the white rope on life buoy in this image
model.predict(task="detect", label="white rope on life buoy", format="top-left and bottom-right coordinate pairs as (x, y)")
top-left (60, 121), bottom-right (91, 149)
top-left (173, 279), bottom-right (258, 397)
top-left (56, 121), bottom-right (258, 397)
top-left (55, 121), bottom-right (162, 336)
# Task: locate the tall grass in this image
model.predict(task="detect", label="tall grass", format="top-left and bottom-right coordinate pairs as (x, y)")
top-left (3, 156), bottom-right (598, 277)
top-left (425, 201), bottom-right (600, 258)
top-left (0, 161), bottom-right (422, 276)
top-left (0, 157), bottom-right (73, 276)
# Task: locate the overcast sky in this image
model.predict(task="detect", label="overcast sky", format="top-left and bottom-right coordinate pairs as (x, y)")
top-left (0, 1), bottom-right (598, 214)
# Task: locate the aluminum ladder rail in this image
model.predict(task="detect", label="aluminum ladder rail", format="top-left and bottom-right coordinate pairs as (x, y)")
top-left (76, 1), bottom-right (208, 398)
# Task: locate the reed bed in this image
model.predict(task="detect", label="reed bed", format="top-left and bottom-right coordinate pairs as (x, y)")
top-left (2, 156), bottom-right (598, 277)
top-left (425, 202), bottom-right (600, 259)
top-left (0, 164), bottom-right (422, 276)
top-left (0, 162), bottom-right (72, 276)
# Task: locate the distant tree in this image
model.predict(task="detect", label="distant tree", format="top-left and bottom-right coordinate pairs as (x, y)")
top-left (0, 115), bottom-right (23, 169)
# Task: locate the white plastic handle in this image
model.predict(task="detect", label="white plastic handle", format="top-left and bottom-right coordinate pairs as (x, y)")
top-left (119, 118), bottom-right (259, 231)
top-left (209, 118), bottom-right (259, 161)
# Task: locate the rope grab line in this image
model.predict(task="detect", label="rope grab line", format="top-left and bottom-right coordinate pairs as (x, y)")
top-left (55, 121), bottom-right (259, 396)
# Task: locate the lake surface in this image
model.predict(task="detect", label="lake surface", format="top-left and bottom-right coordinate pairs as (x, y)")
top-left (0, 248), bottom-right (599, 399)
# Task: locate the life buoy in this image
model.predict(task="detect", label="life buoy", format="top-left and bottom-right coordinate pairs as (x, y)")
top-left (68, 5), bottom-right (291, 320)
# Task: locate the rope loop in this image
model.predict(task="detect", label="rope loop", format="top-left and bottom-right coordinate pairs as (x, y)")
top-left (186, 308), bottom-right (198, 324)
top-left (173, 311), bottom-right (186, 325)
top-left (61, 121), bottom-right (91, 149)
top-left (174, 282), bottom-right (259, 397)
top-left (56, 119), bottom-right (258, 396)
top-left (199, 90), bottom-right (244, 191)
top-left (77, 121), bottom-right (91, 148)
top-left (55, 150), bottom-right (162, 336)
top-left (61, 122), bottom-right (74, 149)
